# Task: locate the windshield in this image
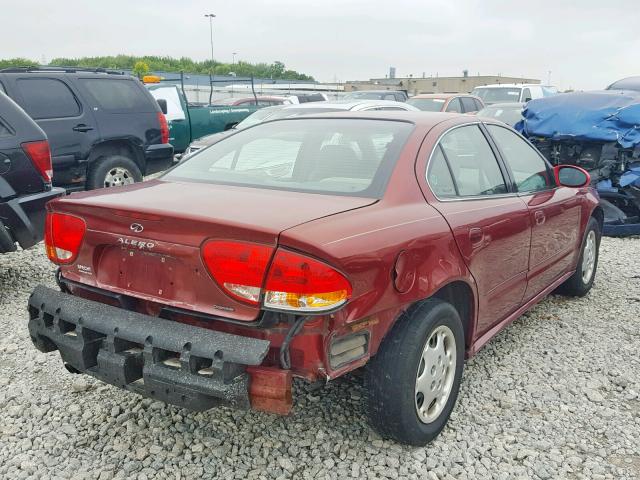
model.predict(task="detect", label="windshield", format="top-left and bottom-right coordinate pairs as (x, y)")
top-left (478, 106), bottom-right (523, 126)
top-left (406, 98), bottom-right (446, 112)
top-left (471, 87), bottom-right (522, 104)
top-left (165, 118), bottom-right (413, 198)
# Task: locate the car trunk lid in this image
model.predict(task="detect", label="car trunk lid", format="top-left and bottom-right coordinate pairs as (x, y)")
top-left (54, 179), bottom-right (375, 322)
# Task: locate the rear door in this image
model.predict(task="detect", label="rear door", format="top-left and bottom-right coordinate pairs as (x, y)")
top-left (484, 124), bottom-right (582, 301)
top-left (423, 123), bottom-right (531, 335)
top-left (10, 76), bottom-right (98, 178)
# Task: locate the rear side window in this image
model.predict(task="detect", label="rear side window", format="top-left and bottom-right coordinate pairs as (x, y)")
top-left (474, 99), bottom-right (483, 111)
top-left (445, 98), bottom-right (462, 113)
top-left (16, 78), bottom-right (81, 119)
top-left (487, 124), bottom-right (553, 192)
top-left (460, 97), bottom-right (477, 112)
top-left (427, 145), bottom-right (456, 197)
top-left (438, 125), bottom-right (507, 197)
top-left (80, 79), bottom-right (151, 111)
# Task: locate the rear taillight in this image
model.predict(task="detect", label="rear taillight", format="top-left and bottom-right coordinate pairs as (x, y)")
top-left (157, 112), bottom-right (169, 144)
top-left (202, 240), bottom-right (273, 305)
top-left (201, 240), bottom-right (352, 313)
top-left (263, 250), bottom-right (352, 312)
top-left (44, 212), bottom-right (86, 264)
top-left (21, 140), bottom-right (52, 183)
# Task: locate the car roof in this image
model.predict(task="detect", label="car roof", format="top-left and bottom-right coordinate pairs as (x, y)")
top-left (266, 110), bottom-right (462, 128)
top-left (411, 93), bottom-right (461, 99)
top-left (346, 90), bottom-right (404, 94)
top-left (278, 100), bottom-right (415, 111)
top-left (473, 84), bottom-right (539, 89)
top-left (606, 76), bottom-right (640, 91)
top-left (479, 102), bottom-right (525, 108)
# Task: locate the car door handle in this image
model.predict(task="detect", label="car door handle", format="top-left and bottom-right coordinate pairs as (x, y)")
top-left (469, 227), bottom-right (484, 247)
top-left (72, 124), bottom-right (94, 132)
top-left (534, 210), bottom-right (546, 225)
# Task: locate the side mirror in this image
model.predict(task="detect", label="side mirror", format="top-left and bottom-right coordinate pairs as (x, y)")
top-left (156, 99), bottom-right (168, 115)
top-left (555, 165), bottom-right (590, 188)
top-left (523, 97), bottom-right (532, 103)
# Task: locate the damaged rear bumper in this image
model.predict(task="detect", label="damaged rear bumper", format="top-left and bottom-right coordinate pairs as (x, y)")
top-left (27, 285), bottom-right (284, 412)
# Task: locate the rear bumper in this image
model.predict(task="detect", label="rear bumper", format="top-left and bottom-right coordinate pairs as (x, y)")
top-left (144, 143), bottom-right (174, 175)
top-left (28, 285), bottom-right (273, 411)
top-left (0, 187), bottom-right (65, 250)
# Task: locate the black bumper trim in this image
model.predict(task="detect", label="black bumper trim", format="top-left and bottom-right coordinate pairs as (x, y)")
top-left (28, 285), bottom-right (270, 411)
top-left (0, 187), bottom-right (65, 249)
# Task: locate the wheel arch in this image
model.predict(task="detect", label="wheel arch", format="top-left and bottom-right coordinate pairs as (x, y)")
top-left (590, 204), bottom-right (604, 232)
top-left (430, 280), bottom-right (476, 352)
top-left (88, 140), bottom-right (145, 175)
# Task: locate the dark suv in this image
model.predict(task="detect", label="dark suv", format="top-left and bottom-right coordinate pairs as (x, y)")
top-left (0, 67), bottom-right (173, 191)
top-left (0, 92), bottom-right (64, 253)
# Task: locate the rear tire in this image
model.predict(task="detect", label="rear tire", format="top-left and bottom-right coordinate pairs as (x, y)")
top-left (365, 298), bottom-right (465, 446)
top-left (556, 216), bottom-right (601, 297)
top-left (86, 155), bottom-right (142, 190)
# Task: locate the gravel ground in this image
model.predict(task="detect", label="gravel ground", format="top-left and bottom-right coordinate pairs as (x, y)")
top-left (0, 238), bottom-right (639, 480)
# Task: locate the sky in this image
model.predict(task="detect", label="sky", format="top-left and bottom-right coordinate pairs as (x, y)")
top-left (3, 0), bottom-right (640, 91)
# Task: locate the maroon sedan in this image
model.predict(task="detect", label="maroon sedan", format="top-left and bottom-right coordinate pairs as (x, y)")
top-left (29, 112), bottom-right (601, 445)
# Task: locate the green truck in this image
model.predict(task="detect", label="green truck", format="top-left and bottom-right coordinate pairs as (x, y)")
top-left (146, 83), bottom-right (261, 154)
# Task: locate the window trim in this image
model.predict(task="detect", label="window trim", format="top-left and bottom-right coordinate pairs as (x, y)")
top-left (483, 122), bottom-right (557, 193)
top-left (425, 122), bottom-right (518, 202)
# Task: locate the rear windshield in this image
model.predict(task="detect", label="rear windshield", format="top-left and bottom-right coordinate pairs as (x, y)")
top-left (406, 98), bottom-right (446, 112)
top-left (472, 87), bottom-right (522, 103)
top-left (164, 118), bottom-right (413, 197)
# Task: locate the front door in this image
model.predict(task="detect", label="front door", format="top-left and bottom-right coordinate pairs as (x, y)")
top-left (485, 124), bottom-right (583, 300)
top-left (424, 124), bottom-right (531, 335)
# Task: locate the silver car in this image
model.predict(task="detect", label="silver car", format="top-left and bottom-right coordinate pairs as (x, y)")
top-left (182, 100), bottom-right (420, 157)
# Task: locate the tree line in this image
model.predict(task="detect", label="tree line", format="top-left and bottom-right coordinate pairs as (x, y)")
top-left (0, 56), bottom-right (315, 81)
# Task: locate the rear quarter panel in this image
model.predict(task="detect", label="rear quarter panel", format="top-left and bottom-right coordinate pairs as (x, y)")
top-left (278, 124), bottom-right (476, 361)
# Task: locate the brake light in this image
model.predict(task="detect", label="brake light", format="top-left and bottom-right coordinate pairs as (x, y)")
top-left (157, 112), bottom-right (169, 144)
top-left (21, 140), bottom-right (52, 183)
top-left (201, 240), bottom-right (352, 313)
top-left (44, 212), bottom-right (86, 264)
top-left (201, 240), bottom-right (273, 305)
top-left (263, 250), bottom-right (352, 312)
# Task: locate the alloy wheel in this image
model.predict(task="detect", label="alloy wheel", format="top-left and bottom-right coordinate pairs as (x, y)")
top-left (581, 230), bottom-right (597, 284)
top-left (415, 325), bottom-right (457, 423)
top-left (104, 167), bottom-right (135, 188)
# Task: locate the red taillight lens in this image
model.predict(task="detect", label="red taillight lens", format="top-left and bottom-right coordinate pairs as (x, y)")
top-left (263, 250), bottom-right (352, 312)
top-left (157, 112), bottom-right (169, 144)
top-left (22, 140), bottom-right (52, 183)
top-left (44, 212), bottom-right (86, 264)
top-left (201, 240), bottom-right (274, 305)
top-left (201, 240), bottom-right (352, 313)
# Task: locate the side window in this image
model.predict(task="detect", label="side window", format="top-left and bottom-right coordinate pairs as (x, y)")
top-left (474, 99), bottom-right (484, 111)
top-left (439, 125), bottom-right (507, 196)
top-left (16, 78), bottom-right (81, 119)
top-left (80, 79), bottom-right (151, 112)
top-left (522, 88), bottom-right (532, 102)
top-left (487, 125), bottom-right (553, 192)
top-left (0, 82), bottom-right (6, 94)
top-left (460, 97), bottom-right (477, 113)
top-left (383, 93), bottom-right (396, 101)
top-left (427, 145), bottom-right (456, 197)
top-left (445, 98), bottom-right (462, 113)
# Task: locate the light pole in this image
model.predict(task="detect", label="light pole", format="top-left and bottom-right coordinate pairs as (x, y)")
top-left (204, 14), bottom-right (216, 67)
top-left (232, 52), bottom-right (237, 65)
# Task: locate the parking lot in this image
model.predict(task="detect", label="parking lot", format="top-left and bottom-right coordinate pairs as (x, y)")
top-left (1, 236), bottom-right (638, 479)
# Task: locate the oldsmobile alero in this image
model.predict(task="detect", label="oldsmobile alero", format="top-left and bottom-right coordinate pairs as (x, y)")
top-left (27, 111), bottom-right (602, 445)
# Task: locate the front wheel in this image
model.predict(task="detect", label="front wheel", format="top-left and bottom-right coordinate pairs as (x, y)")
top-left (86, 155), bottom-right (143, 190)
top-left (365, 298), bottom-right (465, 446)
top-left (556, 216), bottom-right (601, 297)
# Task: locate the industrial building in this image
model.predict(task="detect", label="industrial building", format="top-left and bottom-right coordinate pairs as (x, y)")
top-left (345, 71), bottom-right (540, 95)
